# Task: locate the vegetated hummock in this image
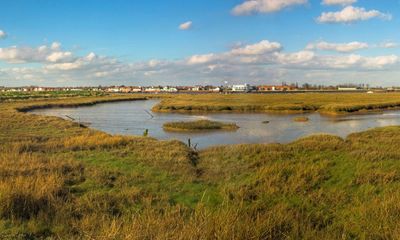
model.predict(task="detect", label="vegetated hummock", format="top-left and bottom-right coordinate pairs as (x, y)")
top-left (3, 92), bottom-right (400, 239)
top-left (293, 116), bottom-right (309, 122)
top-left (152, 92), bottom-right (400, 114)
top-left (163, 119), bottom-right (239, 131)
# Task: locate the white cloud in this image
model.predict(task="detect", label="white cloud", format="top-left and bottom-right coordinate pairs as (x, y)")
top-left (321, 0), bottom-right (356, 6)
top-left (0, 30), bottom-right (6, 39)
top-left (46, 51), bottom-right (73, 62)
top-left (45, 62), bottom-right (83, 71)
top-left (362, 55), bottom-right (399, 68)
top-left (380, 42), bottom-right (398, 49)
top-left (306, 41), bottom-right (368, 53)
top-left (85, 52), bottom-right (97, 61)
top-left (187, 54), bottom-right (216, 65)
top-left (179, 21), bottom-right (193, 30)
top-left (317, 6), bottom-right (392, 24)
top-left (275, 50), bottom-right (315, 65)
top-left (0, 42), bottom-right (74, 64)
top-left (232, 0), bottom-right (308, 16)
top-left (230, 40), bottom-right (282, 55)
top-left (51, 42), bottom-right (61, 50)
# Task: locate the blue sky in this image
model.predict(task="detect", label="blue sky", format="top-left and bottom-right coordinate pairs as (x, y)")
top-left (1, 0), bottom-right (400, 87)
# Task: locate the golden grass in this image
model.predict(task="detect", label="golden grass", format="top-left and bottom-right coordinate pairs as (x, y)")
top-left (293, 116), bottom-right (309, 122)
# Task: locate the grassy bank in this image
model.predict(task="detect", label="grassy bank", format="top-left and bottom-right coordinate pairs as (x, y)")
top-left (0, 90), bottom-right (106, 102)
top-left (293, 116), bottom-right (309, 122)
top-left (163, 120), bottom-right (239, 132)
top-left (152, 93), bottom-right (400, 115)
top-left (3, 93), bottom-right (400, 238)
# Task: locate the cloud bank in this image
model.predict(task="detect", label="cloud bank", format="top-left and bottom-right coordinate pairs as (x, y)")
top-left (1, 39), bottom-right (399, 87)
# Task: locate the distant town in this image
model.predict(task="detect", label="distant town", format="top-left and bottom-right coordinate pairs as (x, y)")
top-left (1, 83), bottom-right (399, 93)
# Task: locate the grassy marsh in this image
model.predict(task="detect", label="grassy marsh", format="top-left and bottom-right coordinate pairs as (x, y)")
top-left (152, 92), bottom-right (400, 115)
top-left (163, 120), bottom-right (239, 132)
top-left (2, 92), bottom-right (400, 238)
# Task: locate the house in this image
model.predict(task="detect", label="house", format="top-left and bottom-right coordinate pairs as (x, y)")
top-left (210, 87), bottom-right (221, 92)
top-left (33, 87), bottom-right (44, 92)
top-left (258, 85), bottom-right (296, 92)
top-left (144, 87), bottom-right (161, 93)
top-left (131, 87), bottom-right (142, 93)
top-left (232, 84), bottom-right (251, 92)
top-left (106, 87), bottom-right (120, 93)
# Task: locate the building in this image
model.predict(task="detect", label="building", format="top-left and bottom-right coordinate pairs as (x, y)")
top-left (258, 85), bottom-right (296, 92)
top-left (144, 87), bottom-right (161, 93)
top-left (162, 86), bottom-right (178, 92)
top-left (338, 87), bottom-right (358, 91)
top-left (232, 84), bottom-right (251, 92)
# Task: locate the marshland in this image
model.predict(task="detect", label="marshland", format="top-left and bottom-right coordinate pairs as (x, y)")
top-left (3, 92), bottom-right (400, 239)
top-left (32, 93), bottom-right (400, 148)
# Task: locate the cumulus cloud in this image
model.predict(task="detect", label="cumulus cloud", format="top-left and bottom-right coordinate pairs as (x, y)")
top-left (187, 54), bottom-right (216, 65)
top-left (306, 41), bottom-right (368, 53)
top-left (317, 6), bottom-right (392, 23)
top-left (230, 40), bottom-right (282, 55)
top-left (179, 21), bottom-right (193, 30)
top-left (321, 0), bottom-right (356, 6)
top-left (46, 51), bottom-right (73, 62)
top-left (0, 30), bottom-right (6, 39)
top-left (0, 42), bottom-right (74, 64)
top-left (232, 0), bottom-right (308, 16)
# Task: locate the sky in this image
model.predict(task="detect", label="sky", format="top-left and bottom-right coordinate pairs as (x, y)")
top-left (1, 0), bottom-right (400, 87)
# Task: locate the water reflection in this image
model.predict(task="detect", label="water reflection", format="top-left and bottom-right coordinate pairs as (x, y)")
top-left (31, 99), bottom-right (400, 149)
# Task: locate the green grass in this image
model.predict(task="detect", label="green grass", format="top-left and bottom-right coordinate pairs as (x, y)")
top-left (0, 90), bottom-right (106, 101)
top-left (163, 119), bottom-right (239, 131)
top-left (3, 93), bottom-right (400, 238)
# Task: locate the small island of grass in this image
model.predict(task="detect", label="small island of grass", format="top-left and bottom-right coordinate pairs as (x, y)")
top-left (293, 116), bottom-right (309, 122)
top-left (163, 119), bottom-right (239, 132)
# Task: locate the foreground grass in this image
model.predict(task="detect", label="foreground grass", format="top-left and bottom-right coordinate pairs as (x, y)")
top-left (3, 94), bottom-right (400, 238)
top-left (152, 92), bottom-right (400, 114)
top-left (163, 120), bottom-right (239, 132)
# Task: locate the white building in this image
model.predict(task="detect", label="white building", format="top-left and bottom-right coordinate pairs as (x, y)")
top-left (232, 84), bottom-right (251, 92)
top-left (338, 87), bottom-right (358, 91)
top-left (162, 86), bottom-right (178, 92)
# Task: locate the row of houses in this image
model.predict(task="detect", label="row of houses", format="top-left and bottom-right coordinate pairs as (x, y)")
top-left (103, 86), bottom-right (221, 93)
top-left (1, 84), bottom-right (387, 93)
top-left (231, 84), bottom-right (297, 92)
top-left (107, 84), bottom-right (297, 93)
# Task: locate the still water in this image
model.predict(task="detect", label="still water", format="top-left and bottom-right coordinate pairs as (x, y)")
top-left (31, 99), bottom-right (400, 149)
